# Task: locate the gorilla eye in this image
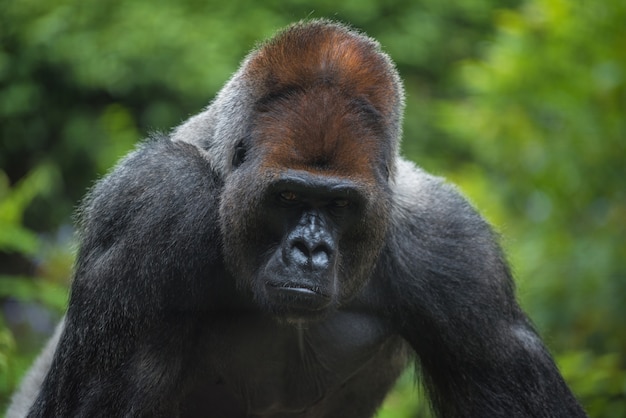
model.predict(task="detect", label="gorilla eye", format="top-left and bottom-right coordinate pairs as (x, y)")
top-left (279, 191), bottom-right (299, 204)
top-left (232, 141), bottom-right (247, 168)
top-left (332, 198), bottom-right (350, 208)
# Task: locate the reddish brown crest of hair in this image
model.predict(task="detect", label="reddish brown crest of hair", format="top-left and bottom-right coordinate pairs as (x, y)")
top-left (247, 20), bottom-right (399, 119)
top-left (253, 87), bottom-right (386, 183)
top-left (246, 21), bottom-right (398, 184)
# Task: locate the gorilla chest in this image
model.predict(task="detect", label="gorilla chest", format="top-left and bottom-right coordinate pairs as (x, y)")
top-left (201, 311), bottom-right (398, 416)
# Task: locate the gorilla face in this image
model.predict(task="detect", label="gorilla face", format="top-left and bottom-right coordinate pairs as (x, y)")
top-left (218, 86), bottom-right (392, 321)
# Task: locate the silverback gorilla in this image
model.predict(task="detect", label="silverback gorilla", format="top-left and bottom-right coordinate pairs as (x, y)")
top-left (8, 20), bottom-right (587, 418)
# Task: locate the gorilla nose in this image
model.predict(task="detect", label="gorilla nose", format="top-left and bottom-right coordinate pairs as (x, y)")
top-left (289, 238), bottom-right (332, 270)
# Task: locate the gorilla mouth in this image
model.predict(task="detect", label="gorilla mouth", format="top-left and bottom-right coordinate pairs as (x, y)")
top-left (266, 282), bottom-right (333, 314)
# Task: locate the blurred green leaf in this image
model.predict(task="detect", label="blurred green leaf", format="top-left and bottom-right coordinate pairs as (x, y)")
top-left (0, 276), bottom-right (68, 311)
top-left (0, 165), bottom-right (58, 254)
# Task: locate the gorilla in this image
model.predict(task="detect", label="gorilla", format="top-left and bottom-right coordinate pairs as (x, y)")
top-left (8, 20), bottom-right (587, 418)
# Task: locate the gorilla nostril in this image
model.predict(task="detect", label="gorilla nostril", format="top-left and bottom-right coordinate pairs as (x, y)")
top-left (311, 247), bottom-right (330, 269)
top-left (291, 241), bottom-right (310, 266)
top-left (289, 240), bottom-right (332, 269)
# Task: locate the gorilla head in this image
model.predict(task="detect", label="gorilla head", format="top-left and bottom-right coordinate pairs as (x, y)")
top-left (211, 22), bottom-right (402, 319)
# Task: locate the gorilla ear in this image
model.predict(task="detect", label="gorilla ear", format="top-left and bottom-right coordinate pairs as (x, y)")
top-left (232, 140), bottom-right (248, 169)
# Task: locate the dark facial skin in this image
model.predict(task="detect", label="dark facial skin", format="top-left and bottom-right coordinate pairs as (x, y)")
top-left (257, 171), bottom-right (367, 319)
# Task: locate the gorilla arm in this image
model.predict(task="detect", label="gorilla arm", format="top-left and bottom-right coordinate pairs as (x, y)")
top-left (23, 136), bottom-right (225, 417)
top-left (379, 158), bottom-right (587, 417)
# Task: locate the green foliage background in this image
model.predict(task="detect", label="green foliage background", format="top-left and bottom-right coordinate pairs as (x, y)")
top-left (0, 0), bottom-right (624, 416)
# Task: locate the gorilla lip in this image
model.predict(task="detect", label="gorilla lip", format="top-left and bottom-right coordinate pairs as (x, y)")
top-left (266, 282), bottom-right (332, 312)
